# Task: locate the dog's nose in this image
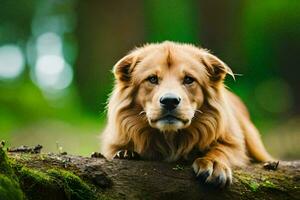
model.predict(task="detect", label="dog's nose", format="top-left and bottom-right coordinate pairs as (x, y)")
top-left (160, 93), bottom-right (181, 111)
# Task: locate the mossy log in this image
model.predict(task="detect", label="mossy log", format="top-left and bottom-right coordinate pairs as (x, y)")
top-left (1, 149), bottom-right (300, 200)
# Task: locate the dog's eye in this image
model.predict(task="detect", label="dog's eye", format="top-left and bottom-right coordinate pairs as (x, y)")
top-left (147, 75), bottom-right (159, 84)
top-left (183, 76), bottom-right (195, 85)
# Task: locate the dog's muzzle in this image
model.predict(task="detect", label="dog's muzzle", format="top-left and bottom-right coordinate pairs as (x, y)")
top-left (159, 93), bottom-right (181, 111)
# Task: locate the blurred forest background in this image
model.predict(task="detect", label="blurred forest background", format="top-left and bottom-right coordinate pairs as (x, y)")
top-left (0, 0), bottom-right (299, 159)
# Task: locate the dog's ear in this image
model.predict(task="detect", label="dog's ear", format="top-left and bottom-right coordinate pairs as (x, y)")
top-left (201, 52), bottom-right (234, 83)
top-left (113, 52), bottom-right (139, 82)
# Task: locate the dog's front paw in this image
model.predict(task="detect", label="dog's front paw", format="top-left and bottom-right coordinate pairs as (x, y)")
top-left (192, 158), bottom-right (232, 188)
top-left (114, 150), bottom-right (140, 160)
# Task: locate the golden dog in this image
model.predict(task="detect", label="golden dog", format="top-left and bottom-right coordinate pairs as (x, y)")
top-left (101, 41), bottom-right (273, 188)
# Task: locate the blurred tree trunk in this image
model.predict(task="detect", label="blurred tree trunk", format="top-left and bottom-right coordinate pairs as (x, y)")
top-left (75, 1), bottom-right (145, 114)
top-left (197, 0), bottom-right (246, 68)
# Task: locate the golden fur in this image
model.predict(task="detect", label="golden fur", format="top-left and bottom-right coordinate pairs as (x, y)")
top-left (101, 41), bottom-right (273, 187)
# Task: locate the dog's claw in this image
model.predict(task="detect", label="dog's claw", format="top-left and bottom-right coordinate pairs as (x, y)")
top-left (193, 158), bottom-right (232, 189)
top-left (114, 150), bottom-right (140, 160)
top-left (197, 171), bottom-right (211, 182)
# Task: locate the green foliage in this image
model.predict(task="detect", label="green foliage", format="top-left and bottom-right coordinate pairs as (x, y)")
top-left (237, 0), bottom-right (300, 125)
top-left (144, 0), bottom-right (198, 42)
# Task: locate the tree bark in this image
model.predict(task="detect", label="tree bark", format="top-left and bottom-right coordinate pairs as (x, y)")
top-left (4, 152), bottom-right (300, 200)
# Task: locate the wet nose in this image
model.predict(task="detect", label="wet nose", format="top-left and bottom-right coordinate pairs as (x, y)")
top-left (160, 93), bottom-right (181, 111)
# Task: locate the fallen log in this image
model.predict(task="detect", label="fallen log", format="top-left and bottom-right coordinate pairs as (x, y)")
top-left (0, 147), bottom-right (299, 200)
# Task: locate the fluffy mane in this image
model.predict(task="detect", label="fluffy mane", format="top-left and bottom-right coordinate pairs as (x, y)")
top-left (102, 76), bottom-right (245, 164)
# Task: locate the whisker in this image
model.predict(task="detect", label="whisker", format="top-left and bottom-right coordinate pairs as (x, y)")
top-left (139, 111), bottom-right (146, 115)
top-left (233, 73), bottom-right (243, 76)
top-left (192, 109), bottom-right (203, 121)
top-left (137, 111), bottom-right (148, 123)
top-left (195, 109), bottom-right (203, 114)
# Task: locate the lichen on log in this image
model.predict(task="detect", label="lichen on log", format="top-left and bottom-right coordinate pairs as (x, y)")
top-left (0, 146), bottom-right (299, 200)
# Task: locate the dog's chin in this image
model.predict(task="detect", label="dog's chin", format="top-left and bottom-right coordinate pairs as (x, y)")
top-left (149, 116), bottom-right (191, 132)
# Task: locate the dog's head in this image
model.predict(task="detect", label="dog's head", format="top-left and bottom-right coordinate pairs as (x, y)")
top-left (113, 41), bottom-right (233, 132)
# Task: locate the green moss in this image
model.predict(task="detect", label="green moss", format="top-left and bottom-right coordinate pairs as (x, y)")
top-left (235, 171), bottom-right (280, 192)
top-left (0, 147), bottom-right (16, 178)
top-left (2, 147), bottom-right (97, 200)
top-left (1, 146), bottom-right (108, 200)
top-left (0, 175), bottom-right (23, 200)
top-left (172, 164), bottom-right (184, 171)
top-left (17, 167), bottom-right (56, 200)
top-left (261, 180), bottom-right (277, 189)
top-left (47, 169), bottom-right (97, 200)
top-left (248, 181), bottom-right (260, 192)
top-left (0, 148), bottom-right (24, 200)
top-left (15, 166), bottom-right (98, 200)
top-left (19, 167), bottom-right (52, 184)
top-left (236, 172), bottom-right (260, 192)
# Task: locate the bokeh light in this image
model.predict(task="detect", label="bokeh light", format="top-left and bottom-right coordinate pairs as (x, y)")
top-left (35, 55), bottom-right (73, 90)
top-left (0, 45), bottom-right (25, 80)
top-left (37, 32), bottom-right (62, 56)
top-left (30, 32), bottom-right (73, 92)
